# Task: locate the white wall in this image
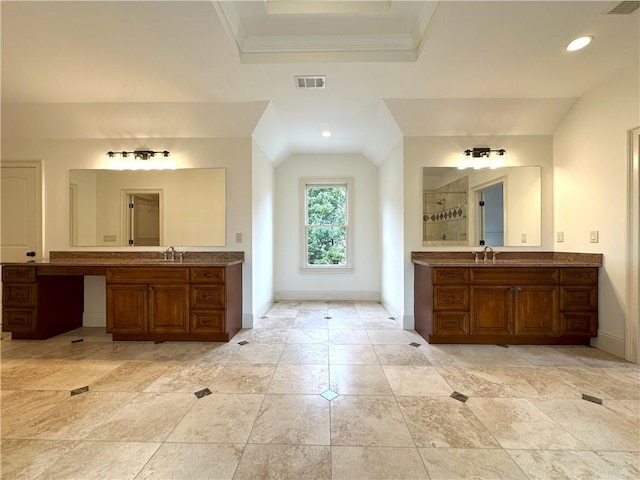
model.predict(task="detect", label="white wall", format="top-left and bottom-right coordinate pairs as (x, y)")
top-left (553, 68), bottom-right (640, 357)
top-left (275, 153), bottom-right (380, 300)
top-left (251, 140), bottom-right (275, 321)
top-left (379, 140), bottom-right (404, 321)
top-left (403, 135), bottom-right (554, 327)
top-left (1, 137), bottom-right (255, 325)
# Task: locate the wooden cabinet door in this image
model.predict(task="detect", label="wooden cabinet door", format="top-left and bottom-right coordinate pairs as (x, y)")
top-left (470, 286), bottom-right (513, 335)
top-left (148, 284), bottom-right (190, 334)
top-left (514, 286), bottom-right (559, 336)
top-left (107, 284), bottom-right (147, 334)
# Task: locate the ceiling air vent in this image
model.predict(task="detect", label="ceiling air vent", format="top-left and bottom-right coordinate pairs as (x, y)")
top-left (602, 1), bottom-right (640, 14)
top-left (295, 75), bottom-right (326, 89)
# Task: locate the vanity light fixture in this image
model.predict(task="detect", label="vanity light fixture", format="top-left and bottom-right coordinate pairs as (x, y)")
top-left (459, 147), bottom-right (507, 170)
top-left (106, 150), bottom-right (174, 170)
top-left (321, 130), bottom-right (332, 138)
top-left (107, 150), bottom-right (170, 160)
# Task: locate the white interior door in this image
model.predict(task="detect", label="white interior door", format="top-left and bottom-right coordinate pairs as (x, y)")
top-left (1, 162), bottom-right (42, 262)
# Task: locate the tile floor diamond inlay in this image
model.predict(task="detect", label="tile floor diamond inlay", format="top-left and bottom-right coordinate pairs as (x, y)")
top-left (1, 301), bottom-right (638, 479)
top-left (194, 388), bottom-right (212, 399)
top-left (321, 389), bottom-right (339, 401)
top-left (70, 386), bottom-right (89, 396)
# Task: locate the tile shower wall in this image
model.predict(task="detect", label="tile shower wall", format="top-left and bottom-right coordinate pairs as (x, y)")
top-left (423, 177), bottom-right (468, 243)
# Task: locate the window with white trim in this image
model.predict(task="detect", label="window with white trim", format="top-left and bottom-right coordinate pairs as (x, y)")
top-left (302, 180), bottom-right (351, 269)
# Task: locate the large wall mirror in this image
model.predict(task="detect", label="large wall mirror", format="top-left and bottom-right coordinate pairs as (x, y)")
top-left (423, 166), bottom-right (541, 247)
top-left (69, 168), bottom-right (226, 247)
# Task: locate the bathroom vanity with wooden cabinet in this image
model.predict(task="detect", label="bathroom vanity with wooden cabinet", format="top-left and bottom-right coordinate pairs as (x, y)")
top-left (2, 251), bottom-right (243, 342)
top-left (413, 251), bottom-right (602, 345)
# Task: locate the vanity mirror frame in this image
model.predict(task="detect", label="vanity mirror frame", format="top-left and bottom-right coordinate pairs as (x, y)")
top-left (69, 168), bottom-right (226, 247)
top-left (423, 166), bottom-right (541, 247)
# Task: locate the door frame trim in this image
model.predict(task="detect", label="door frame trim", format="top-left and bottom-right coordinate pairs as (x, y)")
top-left (626, 128), bottom-right (640, 363)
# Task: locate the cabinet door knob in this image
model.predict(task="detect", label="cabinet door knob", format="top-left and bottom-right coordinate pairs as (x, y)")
top-left (26, 251), bottom-right (36, 257)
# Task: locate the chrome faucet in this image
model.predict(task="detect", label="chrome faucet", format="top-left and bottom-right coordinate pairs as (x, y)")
top-left (164, 245), bottom-right (176, 261)
top-left (482, 245), bottom-right (495, 262)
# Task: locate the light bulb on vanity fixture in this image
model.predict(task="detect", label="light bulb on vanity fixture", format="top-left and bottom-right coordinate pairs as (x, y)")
top-left (106, 150), bottom-right (174, 170)
top-left (458, 147), bottom-right (507, 170)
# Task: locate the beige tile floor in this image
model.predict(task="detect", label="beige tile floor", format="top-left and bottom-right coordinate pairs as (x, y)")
top-left (1, 300), bottom-right (639, 479)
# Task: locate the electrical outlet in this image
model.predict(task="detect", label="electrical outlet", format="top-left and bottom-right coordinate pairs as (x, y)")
top-left (557, 231), bottom-right (564, 243)
top-left (521, 233), bottom-right (527, 243)
top-left (109, 235), bottom-right (117, 242)
top-left (590, 230), bottom-right (599, 243)
top-left (235, 232), bottom-right (242, 243)
top-left (103, 235), bottom-right (110, 242)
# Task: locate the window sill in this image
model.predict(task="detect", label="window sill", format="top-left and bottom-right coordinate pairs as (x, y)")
top-left (300, 265), bottom-right (354, 273)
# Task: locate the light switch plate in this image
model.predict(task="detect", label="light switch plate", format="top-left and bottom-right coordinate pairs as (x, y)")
top-left (235, 232), bottom-right (242, 243)
top-left (557, 231), bottom-right (564, 242)
top-left (521, 233), bottom-right (527, 243)
top-left (590, 230), bottom-right (599, 243)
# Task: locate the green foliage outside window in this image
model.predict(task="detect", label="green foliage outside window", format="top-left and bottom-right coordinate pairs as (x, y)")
top-left (306, 186), bottom-right (347, 265)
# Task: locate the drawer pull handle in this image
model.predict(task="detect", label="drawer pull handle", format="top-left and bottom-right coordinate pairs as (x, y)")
top-left (204, 273), bottom-right (214, 277)
top-left (443, 273), bottom-right (457, 278)
top-left (570, 322), bottom-right (584, 327)
top-left (444, 322), bottom-right (456, 326)
top-left (569, 273), bottom-right (583, 278)
top-left (202, 295), bottom-right (213, 299)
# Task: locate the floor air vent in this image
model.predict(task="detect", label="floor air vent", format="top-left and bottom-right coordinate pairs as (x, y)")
top-left (603, 1), bottom-right (640, 14)
top-left (295, 75), bottom-right (326, 89)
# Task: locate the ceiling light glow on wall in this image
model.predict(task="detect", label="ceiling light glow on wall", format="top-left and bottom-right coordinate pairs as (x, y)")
top-left (321, 130), bottom-right (332, 138)
top-left (566, 36), bottom-right (593, 51)
top-left (106, 150), bottom-right (175, 170)
top-left (459, 147), bottom-right (507, 170)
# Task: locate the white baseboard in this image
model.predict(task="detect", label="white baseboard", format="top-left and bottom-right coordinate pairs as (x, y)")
top-left (591, 330), bottom-right (626, 359)
top-left (83, 311), bottom-right (106, 328)
top-left (242, 313), bottom-right (254, 329)
top-left (253, 297), bottom-right (273, 321)
top-left (275, 290), bottom-right (379, 301)
top-left (402, 314), bottom-right (415, 330)
top-left (380, 296), bottom-right (403, 323)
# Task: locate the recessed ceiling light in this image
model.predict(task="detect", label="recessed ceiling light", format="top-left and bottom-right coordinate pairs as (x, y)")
top-left (566, 36), bottom-right (593, 52)
top-left (321, 130), bottom-right (331, 138)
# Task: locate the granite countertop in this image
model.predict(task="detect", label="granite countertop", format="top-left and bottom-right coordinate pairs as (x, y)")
top-left (411, 251), bottom-right (603, 267)
top-left (2, 251), bottom-right (244, 267)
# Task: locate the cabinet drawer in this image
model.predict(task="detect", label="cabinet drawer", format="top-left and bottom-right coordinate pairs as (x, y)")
top-left (433, 311), bottom-right (469, 336)
top-left (433, 268), bottom-right (469, 284)
top-left (561, 312), bottom-right (597, 336)
top-left (561, 286), bottom-right (597, 311)
top-left (3, 309), bottom-right (36, 332)
top-left (190, 267), bottom-right (225, 284)
top-left (2, 266), bottom-right (36, 283)
top-left (190, 310), bottom-right (224, 334)
top-left (190, 285), bottom-right (225, 308)
top-left (106, 267), bottom-right (189, 284)
top-left (433, 286), bottom-right (469, 310)
top-left (470, 267), bottom-right (559, 285)
top-left (560, 268), bottom-right (598, 285)
top-left (3, 284), bottom-right (37, 308)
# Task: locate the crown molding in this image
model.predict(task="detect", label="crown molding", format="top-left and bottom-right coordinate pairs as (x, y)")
top-left (212, 0), bottom-right (438, 63)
